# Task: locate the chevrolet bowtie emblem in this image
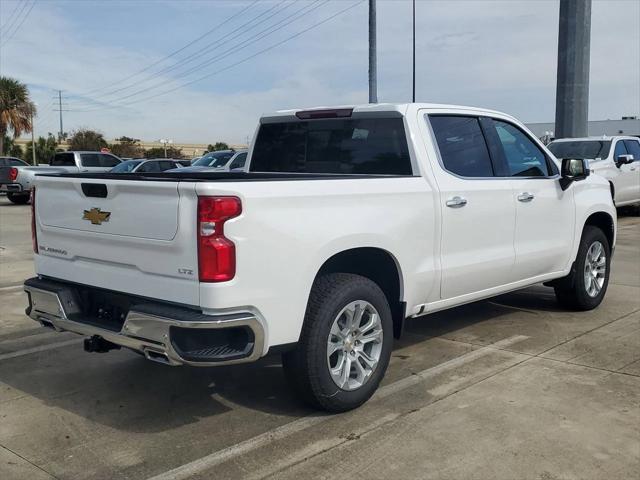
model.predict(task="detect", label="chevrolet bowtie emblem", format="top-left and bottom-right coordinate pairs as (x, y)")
top-left (83, 207), bottom-right (111, 225)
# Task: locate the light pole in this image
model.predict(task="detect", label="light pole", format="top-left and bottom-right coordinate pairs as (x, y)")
top-left (412, 0), bottom-right (416, 102)
top-left (159, 138), bottom-right (173, 158)
top-left (368, 0), bottom-right (377, 103)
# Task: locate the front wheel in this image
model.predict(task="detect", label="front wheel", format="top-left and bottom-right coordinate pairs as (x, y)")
top-left (282, 273), bottom-right (393, 412)
top-left (7, 192), bottom-right (30, 205)
top-left (554, 226), bottom-right (611, 310)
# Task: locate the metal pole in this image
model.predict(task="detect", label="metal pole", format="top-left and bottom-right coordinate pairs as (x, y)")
top-left (31, 110), bottom-right (36, 165)
top-left (554, 0), bottom-right (592, 139)
top-left (412, 0), bottom-right (416, 102)
top-left (368, 0), bottom-right (377, 103)
top-left (58, 90), bottom-right (63, 141)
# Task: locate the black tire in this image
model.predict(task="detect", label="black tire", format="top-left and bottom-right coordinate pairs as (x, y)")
top-left (282, 273), bottom-right (393, 412)
top-left (6, 192), bottom-right (30, 205)
top-left (554, 226), bottom-right (611, 311)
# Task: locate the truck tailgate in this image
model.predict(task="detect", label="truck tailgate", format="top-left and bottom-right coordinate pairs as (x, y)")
top-left (33, 176), bottom-right (200, 305)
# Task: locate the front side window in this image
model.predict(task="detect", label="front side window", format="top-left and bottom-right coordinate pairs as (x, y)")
top-left (493, 120), bottom-right (550, 177)
top-left (251, 117), bottom-right (412, 175)
top-left (429, 115), bottom-right (494, 177)
top-left (623, 140), bottom-right (640, 160)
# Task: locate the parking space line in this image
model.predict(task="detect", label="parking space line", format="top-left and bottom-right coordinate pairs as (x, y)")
top-left (147, 334), bottom-right (528, 480)
top-left (0, 284), bottom-right (24, 292)
top-left (0, 339), bottom-right (82, 361)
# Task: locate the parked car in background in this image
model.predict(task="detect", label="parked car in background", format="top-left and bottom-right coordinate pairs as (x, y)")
top-left (548, 136), bottom-right (640, 207)
top-left (24, 104), bottom-right (616, 412)
top-left (0, 151), bottom-right (121, 204)
top-left (182, 149), bottom-right (248, 172)
top-left (0, 156), bottom-right (28, 167)
top-left (110, 158), bottom-right (183, 173)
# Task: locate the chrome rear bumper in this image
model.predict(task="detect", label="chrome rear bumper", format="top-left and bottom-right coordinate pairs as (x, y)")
top-left (24, 277), bottom-right (265, 366)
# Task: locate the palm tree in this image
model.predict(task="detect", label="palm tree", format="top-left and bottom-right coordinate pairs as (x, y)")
top-left (0, 77), bottom-right (36, 155)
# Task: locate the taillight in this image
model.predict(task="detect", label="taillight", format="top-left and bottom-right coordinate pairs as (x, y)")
top-left (9, 167), bottom-right (18, 181)
top-left (197, 196), bottom-right (241, 282)
top-left (30, 187), bottom-right (38, 254)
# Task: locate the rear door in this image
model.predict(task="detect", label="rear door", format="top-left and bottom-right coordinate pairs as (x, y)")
top-left (490, 118), bottom-right (574, 279)
top-left (427, 114), bottom-right (516, 299)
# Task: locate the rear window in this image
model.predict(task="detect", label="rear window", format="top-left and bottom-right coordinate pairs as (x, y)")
top-left (4, 158), bottom-right (27, 166)
top-left (250, 117), bottom-right (412, 175)
top-left (547, 140), bottom-right (612, 160)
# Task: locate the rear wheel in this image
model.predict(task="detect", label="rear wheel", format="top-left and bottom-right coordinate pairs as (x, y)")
top-left (282, 273), bottom-right (393, 412)
top-left (6, 192), bottom-right (30, 205)
top-left (554, 226), bottom-right (610, 310)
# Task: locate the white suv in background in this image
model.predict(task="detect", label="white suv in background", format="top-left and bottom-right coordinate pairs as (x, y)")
top-left (548, 136), bottom-right (640, 207)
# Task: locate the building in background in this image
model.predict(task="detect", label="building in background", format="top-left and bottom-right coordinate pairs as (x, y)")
top-left (527, 117), bottom-right (640, 143)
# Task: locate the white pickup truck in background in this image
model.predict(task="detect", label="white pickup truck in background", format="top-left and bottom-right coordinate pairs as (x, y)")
top-left (24, 103), bottom-right (616, 412)
top-left (0, 151), bottom-right (121, 204)
top-left (548, 136), bottom-right (640, 208)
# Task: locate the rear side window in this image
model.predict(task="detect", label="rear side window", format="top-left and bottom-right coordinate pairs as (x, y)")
top-left (623, 140), bottom-right (640, 160)
top-left (51, 152), bottom-right (75, 166)
top-left (100, 154), bottom-right (120, 167)
top-left (493, 120), bottom-right (550, 177)
top-left (429, 115), bottom-right (494, 177)
top-left (80, 153), bottom-right (101, 167)
top-left (159, 161), bottom-right (176, 171)
top-left (250, 117), bottom-right (412, 175)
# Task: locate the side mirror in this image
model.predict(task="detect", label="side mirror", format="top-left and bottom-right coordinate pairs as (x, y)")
top-left (559, 158), bottom-right (590, 191)
top-left (616, 154), bottom-right (634, 167)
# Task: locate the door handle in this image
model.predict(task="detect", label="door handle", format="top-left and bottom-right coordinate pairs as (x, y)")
top-left (446, 196), bottom-right (467, 208)
top-left (517, 192), bottom-right (535, 202)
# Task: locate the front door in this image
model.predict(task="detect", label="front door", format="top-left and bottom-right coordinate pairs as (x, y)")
top-left (490, 119), bottom-right (575, 280)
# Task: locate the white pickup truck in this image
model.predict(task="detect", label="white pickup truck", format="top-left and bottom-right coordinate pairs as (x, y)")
top-left (0, 151), bottom-right (121, 204)
top-left (547, 136), bottom-right (640, 208)
top-left (24, 104), bottom-right (616, 412)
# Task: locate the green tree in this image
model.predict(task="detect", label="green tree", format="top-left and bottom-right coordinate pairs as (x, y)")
top-left (25, 134), bottom-right (58, 165)
top-left (207, 142), bottom-right (230, 152)
top-left (144, 146), bottom-right (183, 159)
top-left (0, 76), bottom-right (35, 155)
top-left (68, 128), bottom-right (107, 151)
top-left (109, 136), bottom-right (143, 158)
top-left (2, 135), bottom-right (25, 160)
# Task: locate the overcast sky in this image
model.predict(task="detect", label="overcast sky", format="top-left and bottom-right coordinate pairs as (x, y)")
top-left (1, 0), bottom-right (638, 144)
